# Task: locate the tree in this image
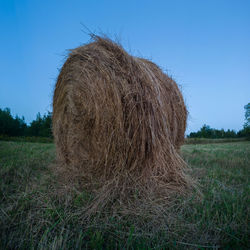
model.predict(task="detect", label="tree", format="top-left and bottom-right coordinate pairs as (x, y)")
top-left (0, 108), bottom-right (27, 136)
top-left (238, 103), bottom-right (250, 139)
top-left (200, 124), bottom-right (212, 138)
top-left (27, 112), bottom-right (52, 137)
top-left (244, 103), bottom-right (250, 128)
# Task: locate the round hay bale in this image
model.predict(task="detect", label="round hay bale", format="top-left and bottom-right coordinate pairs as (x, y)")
top-left (53, 36), bottom-right (191, 211)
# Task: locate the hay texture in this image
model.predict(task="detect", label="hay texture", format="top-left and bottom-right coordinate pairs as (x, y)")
top-left (53, 36), bottom-right (190, 211)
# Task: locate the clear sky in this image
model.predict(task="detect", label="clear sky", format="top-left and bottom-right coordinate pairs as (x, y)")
top-left (0, 0), bottom-right (249, 133)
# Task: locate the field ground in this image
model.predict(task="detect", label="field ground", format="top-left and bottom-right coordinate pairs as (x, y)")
top-left (0, 135), bottom-right (248, 144)
top-left (0, 141), bottom-right (249, 249)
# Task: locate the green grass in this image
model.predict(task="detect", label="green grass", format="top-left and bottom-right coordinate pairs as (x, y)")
top-left (185, 137), bottom-right (248, 144)
top-left (0, 135), bottom-right (53, 143)
top-left (1, 135), bottom-right (247, 144)
top-left (0, 141), bottom-right (249, 249)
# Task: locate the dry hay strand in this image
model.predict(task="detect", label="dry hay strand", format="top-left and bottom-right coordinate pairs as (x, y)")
top-left (52, 36), bottom-right (193, 214)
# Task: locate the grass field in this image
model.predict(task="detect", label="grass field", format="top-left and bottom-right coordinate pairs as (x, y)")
top-left (0, 141), bottom-right (249, 249)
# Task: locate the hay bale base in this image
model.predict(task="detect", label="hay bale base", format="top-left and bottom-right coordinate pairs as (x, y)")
top-left (53, 36), bottom-right (193, 214)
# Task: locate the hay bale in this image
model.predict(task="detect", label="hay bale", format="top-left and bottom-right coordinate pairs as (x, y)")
top-left (53, 36), bottom-right (191, 211)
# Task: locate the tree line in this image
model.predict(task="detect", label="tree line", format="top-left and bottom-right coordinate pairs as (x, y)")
top-left (0, 103), bottom-right (249, 139)
top-left (187, 124), bottom-right (249, 139)
top-left (0, 108), bottom-right (52, 138)
top-left (188, 103), bottom-right (250, 139)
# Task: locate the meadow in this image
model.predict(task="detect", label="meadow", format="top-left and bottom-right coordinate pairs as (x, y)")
top-left (0, 140), bottom-right (249, 249)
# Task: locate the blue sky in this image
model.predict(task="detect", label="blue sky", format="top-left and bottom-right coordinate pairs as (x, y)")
top-left (0, 0), bottom-right (249, 133)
